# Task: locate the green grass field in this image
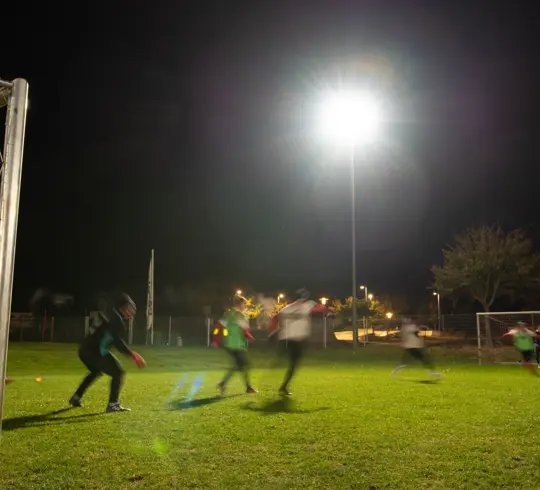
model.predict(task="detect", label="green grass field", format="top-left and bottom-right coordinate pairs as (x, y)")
top-left (1, 343), bottom-right (540, 489)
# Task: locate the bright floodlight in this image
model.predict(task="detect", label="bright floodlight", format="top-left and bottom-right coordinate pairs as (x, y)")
top-left (317, 90), bottom-right (381, 145)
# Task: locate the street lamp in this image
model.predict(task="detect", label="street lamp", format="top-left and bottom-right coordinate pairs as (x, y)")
top-left (386, 312), bottom-right (393, 319)
top-left (320, 297), bottom-right (328, 305)
top-left (368, 293), bottom-right (374, 301)
top-left (236, 289), bottom-right (243, 296)
top-left (433, 292), bottom-right (441, 331)
top-left (317, 90), bottom-right (382, 348)
top-left (277, 293), bottom-right (285, 303)
top-left (360, 285), bottom-right (368, 301)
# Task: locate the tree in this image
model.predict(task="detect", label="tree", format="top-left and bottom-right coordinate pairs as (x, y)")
top-left (432, 226), bottom-right (540, 346)
top-left (330, 297), bottom-right (386, 322)
top-left (244, 296), bottom-right (263, 320)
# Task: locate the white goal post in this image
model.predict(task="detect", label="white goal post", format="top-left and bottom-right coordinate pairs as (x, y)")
top-left (476, 311), bottom-right (540, 365)
top-left (0, 78), bottom-right (29, 432)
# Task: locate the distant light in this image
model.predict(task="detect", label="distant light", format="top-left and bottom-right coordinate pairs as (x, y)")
top-left (386, 312), bottom-right (393, 319)
top-left (368, 294), bottom-right (374, 301)
top-left (320, 297), bottom-right (328, 305)
top-left (360, 285), bottom-right (366, 290)
top-left (236, 290), bottom-right (242, 296)
top-left (316, 90), bottom-right (381, 145)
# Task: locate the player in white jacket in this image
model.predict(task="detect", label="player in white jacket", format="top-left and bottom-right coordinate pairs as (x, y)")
top-left (392, 319), bottom-right (441, 378)
top-left (268, 288), bottom-right (331, 395)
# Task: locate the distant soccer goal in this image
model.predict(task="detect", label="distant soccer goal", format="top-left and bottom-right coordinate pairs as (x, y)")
top-left (476, 311), bottom-right (540, 365)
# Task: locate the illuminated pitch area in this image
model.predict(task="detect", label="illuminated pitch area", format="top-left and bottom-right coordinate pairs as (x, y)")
top-left (2, 343), bottom-right (540, 489)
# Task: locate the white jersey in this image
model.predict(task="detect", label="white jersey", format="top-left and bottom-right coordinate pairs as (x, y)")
top-left (401, 323), bottom-right (424, 349)
top-left (278, 300), bottom-right (317, 341)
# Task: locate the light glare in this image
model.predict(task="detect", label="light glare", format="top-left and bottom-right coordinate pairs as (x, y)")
top-left (317, 91), bottom-right (381, 145)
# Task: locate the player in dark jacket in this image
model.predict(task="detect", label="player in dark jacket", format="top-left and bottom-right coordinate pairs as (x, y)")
top-left (69, 292), bottom-right (146, 412)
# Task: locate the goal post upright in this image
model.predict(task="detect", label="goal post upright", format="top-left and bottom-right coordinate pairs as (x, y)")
top-left (476, 311), bottom-right (540, 366)
top-left (476, 314), bottom-right (482, 365)
top-left (0, 78), bottom-right (29, 432)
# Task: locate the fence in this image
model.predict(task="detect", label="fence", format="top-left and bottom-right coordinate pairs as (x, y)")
top-left (7, 313), bottom-right (339, 348)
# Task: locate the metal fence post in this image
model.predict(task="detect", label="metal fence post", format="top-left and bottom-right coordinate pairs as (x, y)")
top-left (323, 315), bottom-right (327, 349)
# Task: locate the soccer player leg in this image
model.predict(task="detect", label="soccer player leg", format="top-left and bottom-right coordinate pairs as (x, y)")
top-left (99, 353), bottom-right (129, 412)
top-left (536, 346), bottom-right (540, 365)
top-left (218, 349), bottom-right (236, 392)
top-left (71, 350), bottom-right (103, 407)
top-left (392, 349), bottom-right (409, 377)
top-left (418, 348), bottom-right (436, 371)
top-left (521, 350), bottom-right (538, 376)
top-left (280, 340), bottom-right (302, 395)
top-left (237, 350), bottom-right (255, 393)
top-left (412, 348), bottom-right (440, 377)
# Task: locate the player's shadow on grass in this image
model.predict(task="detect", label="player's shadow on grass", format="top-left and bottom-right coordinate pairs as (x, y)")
top-left (169, 394), bottom-right (243, 411)
top-left (401, 379), bottom-right (440, 385)
top-left (242, 398), bottom-right (330, 415)
top-left (2, 407), bottom-right (104, 432)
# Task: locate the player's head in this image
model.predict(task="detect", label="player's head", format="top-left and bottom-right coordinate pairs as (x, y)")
top-left (516, 321), bottom-right (527, 330)
top-left (116, 292), bottom-right (137, 319)
top-left (296, 288), bottom-right (310, 300)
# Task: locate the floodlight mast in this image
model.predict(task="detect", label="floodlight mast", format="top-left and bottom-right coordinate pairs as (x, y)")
top-left (318, 90), bottom-right (381, 347)
top-left (0, 78), bottom-right (29, 433)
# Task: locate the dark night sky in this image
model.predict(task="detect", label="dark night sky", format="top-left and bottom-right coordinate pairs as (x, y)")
top-left (3, 1), bottom-right (540, 311)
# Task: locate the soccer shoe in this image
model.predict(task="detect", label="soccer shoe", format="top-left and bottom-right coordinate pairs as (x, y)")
top-left (430, 371), bottom-right (443, 379)
top-left (246, 387), bottom-right (257, 394)
top-left (217, 382), bottom-right (226, 396)
top-left (279, 387), bottom-right (292, 396)
top-left (106, 403), bottom-right (131, 413)
top-left (69, 395), bottom-right (83, 407)
top-left (392, 365), bottom-right (407, 377)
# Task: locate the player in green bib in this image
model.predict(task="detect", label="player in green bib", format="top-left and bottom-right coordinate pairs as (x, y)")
top-left (212, 296), bottom-right (256, 394)
top-left (503, 321), bottom-right (540, 376)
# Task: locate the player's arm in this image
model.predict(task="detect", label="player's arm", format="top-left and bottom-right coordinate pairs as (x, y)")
top-left (111, 322), bottom-right (134, 357)
top-left (111, 322), bottom-right (145, 367)
top-left (311, 304), bottom-right (334, 316)
top-left (212, 320), bottom-right (225, 347)
top-left (242, 327), bottom-right (255, 342)
top-left (268, 314), bottom-right (280, 338)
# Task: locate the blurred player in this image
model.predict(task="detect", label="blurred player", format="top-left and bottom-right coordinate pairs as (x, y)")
top-left (503, 321), bottom-right (540, 375)
top-left (212, 295), bottom-right (256, 394)
top-left (535, 327), bottom-right (540, 366)
top-left (392, 318), bottom-right (441, 379)
top-left (69, 292), bottom-right (146, 412)
top-left (268, 288), bottom-right (332, 396)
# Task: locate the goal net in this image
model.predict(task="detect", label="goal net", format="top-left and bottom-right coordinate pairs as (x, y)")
top-left (476, 311), bottom-right (540, 365)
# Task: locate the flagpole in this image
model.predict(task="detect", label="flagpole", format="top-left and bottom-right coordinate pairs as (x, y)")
top-left (151, 249), bottom-right (155, 345)
top-left (146, 249), bottom-right (155, 346)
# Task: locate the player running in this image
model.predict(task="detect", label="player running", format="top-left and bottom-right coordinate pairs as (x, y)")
top-left (503, 321), bottom-right (540, 375)
top-left (392, 318), bottom-right (441, 379)
top-left (212, 295), bottom-right (257, 395)
top-left (268, 288), bottom-right (332, 396)
top-left (69, 292), bottom-right (146, 412)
